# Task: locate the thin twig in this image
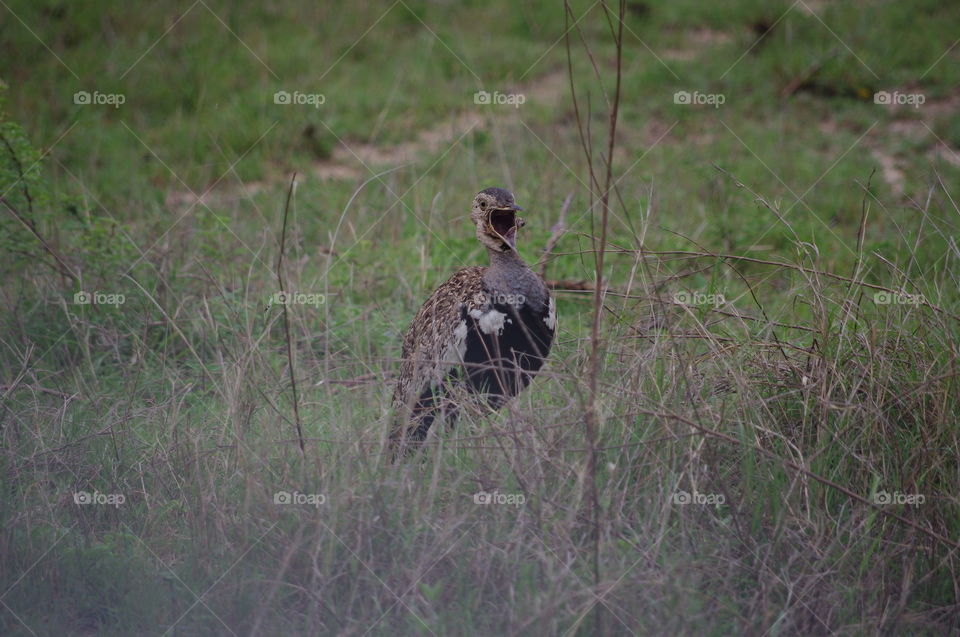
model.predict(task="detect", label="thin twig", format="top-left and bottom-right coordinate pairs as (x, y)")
top-left (276, 173), bottom-right (306, 455)
top-left (566, 1), bottom-right (626, 632)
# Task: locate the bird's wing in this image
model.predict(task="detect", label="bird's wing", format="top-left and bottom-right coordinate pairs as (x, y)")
top-left (393, 266), bottom-right (489, 409)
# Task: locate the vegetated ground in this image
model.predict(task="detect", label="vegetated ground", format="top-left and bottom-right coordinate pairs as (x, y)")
top-left (1, 0), bottom-right (959, 634)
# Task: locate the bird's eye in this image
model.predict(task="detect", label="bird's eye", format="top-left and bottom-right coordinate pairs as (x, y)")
top-left (479, 200), bottom-right (487, 210)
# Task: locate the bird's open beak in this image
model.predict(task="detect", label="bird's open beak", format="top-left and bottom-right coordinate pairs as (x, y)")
top-left (488, 205), bottom-right (523, 249)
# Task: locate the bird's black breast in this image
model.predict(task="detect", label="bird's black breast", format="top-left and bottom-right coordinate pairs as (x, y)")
top-left (460, 299), bottom-right (554, 406)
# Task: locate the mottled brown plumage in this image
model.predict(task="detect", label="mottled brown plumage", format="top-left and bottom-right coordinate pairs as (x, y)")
top-left (392, 266), bottom-right (488, 412)
top-left (391, 188), bottom-right (556, 457)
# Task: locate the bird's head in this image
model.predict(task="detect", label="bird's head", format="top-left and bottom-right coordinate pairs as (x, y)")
top-left (470, 187), bottom-right (525, 253)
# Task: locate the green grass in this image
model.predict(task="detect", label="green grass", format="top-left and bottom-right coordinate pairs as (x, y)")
top-left (2, 0), bottom-right (960, 634)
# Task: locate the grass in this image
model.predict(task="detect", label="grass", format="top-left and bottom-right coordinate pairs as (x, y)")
top-left (2, 0), bottom-right (960, 634)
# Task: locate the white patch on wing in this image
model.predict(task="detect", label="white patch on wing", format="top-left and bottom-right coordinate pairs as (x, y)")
top-left (440, 320), bottom-right (468, 364)
top-left (473, 308), bottom-right (508, 335)
top-left (544, 297), bottom-right (557, 331)
top-left (453, 319), bottom-right (468, 341)
top-left (430, 320), bottom-right (469, 388)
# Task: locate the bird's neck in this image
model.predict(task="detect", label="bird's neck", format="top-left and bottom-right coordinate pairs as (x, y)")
top-left (484, 246), bottom-right (549, 311)
top-left (487, 246), bottom-right (527, 272)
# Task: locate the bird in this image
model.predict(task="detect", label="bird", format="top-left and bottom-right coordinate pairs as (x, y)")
top-left (390, 187), bottom-right (556, 457)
